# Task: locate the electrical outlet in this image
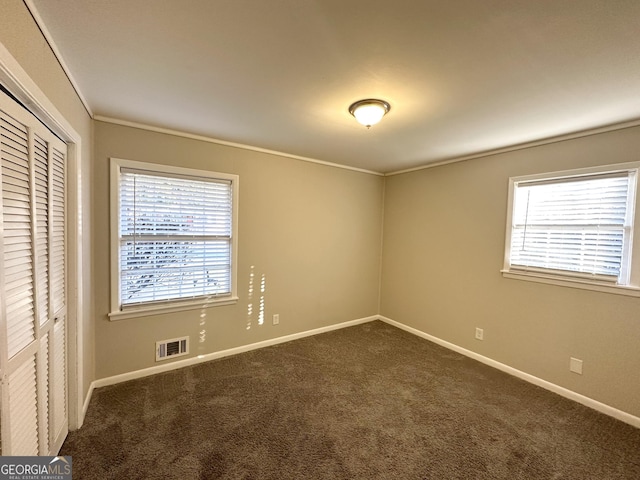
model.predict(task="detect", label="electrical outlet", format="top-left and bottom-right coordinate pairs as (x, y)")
top-left (475, 327), bottom-right (484, 340)
top-left (570, 357), bottom-right (583, 375)
top-left (272, 314), bottom-right (279, 325)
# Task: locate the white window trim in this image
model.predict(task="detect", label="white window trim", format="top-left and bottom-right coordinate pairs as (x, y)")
top-left (109, 158), bottom-right (239, 320)
top-left (502, 161), bottom-right (640, 297)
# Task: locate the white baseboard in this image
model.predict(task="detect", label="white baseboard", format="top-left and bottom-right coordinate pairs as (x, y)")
top-left (78, 382), bottom-right (96, 428)
top-left (378, 315), bottom-right (640, 429)
top-left (88, 315), bottom-right (377, 393)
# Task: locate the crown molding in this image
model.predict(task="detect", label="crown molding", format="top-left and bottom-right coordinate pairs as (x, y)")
top-left (386, 118), bottom-right (640, 176)
top-left (94, 115), bottom-right (384, 176)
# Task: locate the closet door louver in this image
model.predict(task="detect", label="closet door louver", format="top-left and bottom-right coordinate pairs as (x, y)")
top-left (51, 147), bottom-right (65, 316)
top-left (0, 97), bottom-right (68, 455)
top-left (34, 134), bottom-right (49, 327)
top-left (51, 318), bottom-right (66, 442)
top-left (1, 113), bottom-right (35, 358)
top-left (8, 355), bottom-right (38, 456)
top-left (38, 333), bottom-right (50, 455)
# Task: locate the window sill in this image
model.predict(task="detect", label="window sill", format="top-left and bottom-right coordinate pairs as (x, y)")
top-left (108, 296), bottom-right (239, 321)
top-left (501, 270), bottom-right (640, 297)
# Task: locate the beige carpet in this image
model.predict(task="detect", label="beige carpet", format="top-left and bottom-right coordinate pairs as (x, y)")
top-left (61, 321), bottom-right (640, 479)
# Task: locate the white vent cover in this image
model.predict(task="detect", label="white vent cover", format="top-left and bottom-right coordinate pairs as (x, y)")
top-left (156, 336), bottom-right (189, 362)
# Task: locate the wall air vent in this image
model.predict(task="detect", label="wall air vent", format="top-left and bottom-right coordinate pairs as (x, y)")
top-left (156, 336), bottom-right (189, 362)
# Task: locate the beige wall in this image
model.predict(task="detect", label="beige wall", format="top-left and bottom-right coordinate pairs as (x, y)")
top-left (0, 0), bottom-right (94, 399)
top-left (93, 121), bottom-right (384, 379)
top-left (380, 125), bottom-right (640, 418)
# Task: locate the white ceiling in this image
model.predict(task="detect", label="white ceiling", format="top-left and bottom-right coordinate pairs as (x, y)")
top-left (30, 0), bottom-right (640, 173)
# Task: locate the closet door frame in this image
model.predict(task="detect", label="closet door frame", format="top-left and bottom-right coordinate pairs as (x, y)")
top-left (0, 42), bottom-right (84, 432)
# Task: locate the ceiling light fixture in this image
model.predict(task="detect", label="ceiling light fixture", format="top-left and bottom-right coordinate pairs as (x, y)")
top-left (348, 99), bottom-right (391, 128)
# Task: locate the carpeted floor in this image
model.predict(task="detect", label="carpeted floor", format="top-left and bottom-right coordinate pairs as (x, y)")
top-left (61, 321), bottom-right (640, 479)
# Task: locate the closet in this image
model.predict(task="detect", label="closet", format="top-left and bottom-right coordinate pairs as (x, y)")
top-left (0, 91), bottom-right (68, 455)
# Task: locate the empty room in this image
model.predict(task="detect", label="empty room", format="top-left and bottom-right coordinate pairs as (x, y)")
top-left (0, 1), bottom-right (639, 478)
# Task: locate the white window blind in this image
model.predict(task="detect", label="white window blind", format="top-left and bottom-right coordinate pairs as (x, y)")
top-left (118, 167), bottom-right (234, 307)
top-left (509, 172), bottom-right (634, 283)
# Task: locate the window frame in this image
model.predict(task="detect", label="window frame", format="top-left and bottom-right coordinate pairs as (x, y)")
top-left (109, 158), bottom-right (239, 320)
top-left (502, 162), bottom-right (640, 297)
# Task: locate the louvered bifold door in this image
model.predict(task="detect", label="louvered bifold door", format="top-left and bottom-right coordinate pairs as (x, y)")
top-left (49, 143), bottom-right (67, 453)
top-left (0, 95), bottom-right (68, 456)
top-left (33, 134), bottom-right (50, 454)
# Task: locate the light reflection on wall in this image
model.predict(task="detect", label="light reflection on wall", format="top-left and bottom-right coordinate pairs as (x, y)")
top-left (247, 265), bottom-right (255, 330)
top-left (198, 293), bottom-right (219, 352)
top-left (199, 308), bottom-right (207, 344)
top-left (258, 274), bottom-right (266, 325)
top-left (246, 266), bottom-right (267, 330)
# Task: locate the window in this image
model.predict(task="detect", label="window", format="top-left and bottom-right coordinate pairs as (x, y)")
top-left (503, 162), bottom-right (640, 296)
top-left (110, 158), bottom-right (238, 319)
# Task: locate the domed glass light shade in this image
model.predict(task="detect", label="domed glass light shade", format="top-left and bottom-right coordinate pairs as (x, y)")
top-left (348, 99), bottom-right (391, 128)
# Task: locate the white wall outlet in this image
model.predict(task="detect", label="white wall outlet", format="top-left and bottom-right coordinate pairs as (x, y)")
top-left (475, 327), bottom-right (484, 340)
top-left (272, 314), bottom-right (279, 325)
top-left (570, 357), bottom-right (583, 375)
